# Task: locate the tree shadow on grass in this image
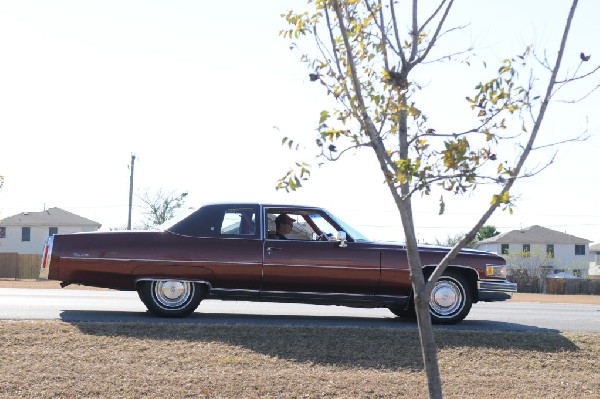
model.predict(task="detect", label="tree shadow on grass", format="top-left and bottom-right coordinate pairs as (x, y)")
top-left (62, 310), bottom-right (580, 371)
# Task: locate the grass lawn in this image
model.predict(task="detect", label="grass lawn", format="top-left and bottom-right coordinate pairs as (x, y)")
top-left (1, 321), bottom-right (598, 398)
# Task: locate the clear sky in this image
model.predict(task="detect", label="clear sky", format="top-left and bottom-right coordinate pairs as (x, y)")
top-left (1, 0), bottom-right (599, 244)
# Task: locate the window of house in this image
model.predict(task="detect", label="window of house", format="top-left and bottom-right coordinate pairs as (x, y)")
top-left (22, 227), bottom-right (31, 242)
top-left (522, 243), bottom-right (530, 257)
top-left (501, 244), bottom-right (509, 254)
top-left (0, 226), bottom-right (5, 238)
top-left (546, 244), bottom-right (555, 258)
top-left (575, 245), bottom-right (586, 255)
top-left (49, 227), bottom-right (58, 236)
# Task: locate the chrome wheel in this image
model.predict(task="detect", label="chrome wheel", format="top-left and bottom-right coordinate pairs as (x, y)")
top-left (137, 280), bottom-right (203, 317)
top-left (430, 279), bottom-right (463, 317)
top-left (428, 272), bottom-right (472, 324)
top-left (153, 280), bottom-right (194, 309)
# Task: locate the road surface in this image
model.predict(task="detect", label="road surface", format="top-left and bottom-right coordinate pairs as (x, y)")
top-left (1, 288), bottom-right (599, 332)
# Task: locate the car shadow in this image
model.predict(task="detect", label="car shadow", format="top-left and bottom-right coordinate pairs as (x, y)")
top-left (60, 309), bottom-right (561, 333)
top-left (60, 309), bottom-right (579, 371)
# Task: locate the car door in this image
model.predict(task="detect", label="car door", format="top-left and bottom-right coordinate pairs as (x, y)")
top-left (261, 209), bottom-right (380, 296)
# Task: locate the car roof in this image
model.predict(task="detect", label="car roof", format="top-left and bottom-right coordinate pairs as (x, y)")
top-left (199, 202), bottom-right (324, 210)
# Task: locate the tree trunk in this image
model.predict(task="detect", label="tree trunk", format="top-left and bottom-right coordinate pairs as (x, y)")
top-left (394, 88), bottom-right (444, 398)
top-left (415, 294), bottom-right (442, 399)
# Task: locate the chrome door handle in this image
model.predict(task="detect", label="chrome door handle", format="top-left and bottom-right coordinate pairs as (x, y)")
top-left (266, 247), bottom-right (282, 256)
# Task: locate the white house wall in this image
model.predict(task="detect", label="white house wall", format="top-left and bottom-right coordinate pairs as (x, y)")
top-left (590, 253), bottom-right (600, 277)
top-left (0, 225), bottom-right (97, 255)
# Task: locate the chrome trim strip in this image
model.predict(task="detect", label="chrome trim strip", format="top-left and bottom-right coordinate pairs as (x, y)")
top-left (135, 278), bottom-right (214, 290)
top-left (61, 257), bottom-right (261, 266)
top-left (479, 280), bottom-right (518, 293)
top-left (165, 232), bottom-right (261, 240)
top-left (211, 288), bottom-right (259, 294)
top-left (263, 263), bottom-right (376, 270)
top-left (261, 290), bottom-right (369, 297)
top-left (209, 288), bottom-right (407, 301)
top-left (257, 290), bottom-right (407, 300)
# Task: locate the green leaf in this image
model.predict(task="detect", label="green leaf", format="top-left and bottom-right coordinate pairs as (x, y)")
top-left (319, 110), bottom-right (330, 124)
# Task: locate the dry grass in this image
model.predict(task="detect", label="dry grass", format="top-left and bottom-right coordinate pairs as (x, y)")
top-left (1, 321), bottom-right (598, 398)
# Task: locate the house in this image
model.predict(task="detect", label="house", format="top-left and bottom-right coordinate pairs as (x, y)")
top-left (0, 208), bottom-right (101, 255)
top-left (589, 243), bottom-right (600, 277)
top-left (477, 225), bottom-right (594, 278)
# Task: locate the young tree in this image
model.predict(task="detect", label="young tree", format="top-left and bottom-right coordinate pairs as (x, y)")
top-left (278, 1), bottom-right (593, 397)
top-left (504, 249), bottom-right (559, 292)
top-left (139, 189), bottom-right (188, 228)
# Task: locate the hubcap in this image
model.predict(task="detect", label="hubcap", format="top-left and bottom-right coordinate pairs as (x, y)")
top-left (430, 279), bottom-right (463, 317)
top-left (153, 280), bottom-right (193, 308)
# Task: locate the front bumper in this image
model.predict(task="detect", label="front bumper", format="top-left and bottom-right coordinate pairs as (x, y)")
top-left (478, 279), bottom-right (518, 302)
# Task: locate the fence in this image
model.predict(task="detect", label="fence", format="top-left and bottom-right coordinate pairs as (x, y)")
top-left (509, 274), bottom-right (600, 295)
top-left (545, 278), bottom-right (600, 295)
top-left (0, 253), bottom-right (41, 279)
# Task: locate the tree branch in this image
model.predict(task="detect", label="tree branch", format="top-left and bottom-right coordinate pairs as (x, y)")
top-left (414, 0), bottom-right (455, 64)
top-left (389, 0), bottom-right (407, 65)
top-left (426, 0), bottom-right (580, 293)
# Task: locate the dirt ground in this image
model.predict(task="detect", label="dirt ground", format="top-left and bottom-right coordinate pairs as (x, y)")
top-left (1, 279), bottom-right (599, 304)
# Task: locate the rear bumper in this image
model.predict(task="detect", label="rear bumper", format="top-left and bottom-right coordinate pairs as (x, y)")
top-left (478, 279), bottom-right (517, 302)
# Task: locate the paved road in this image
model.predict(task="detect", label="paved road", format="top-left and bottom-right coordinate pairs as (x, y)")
top-left (1, 288), bottom-right (599, 332)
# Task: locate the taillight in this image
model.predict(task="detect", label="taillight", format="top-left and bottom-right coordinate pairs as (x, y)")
top-left (39, 236), bottom-right (54, 279)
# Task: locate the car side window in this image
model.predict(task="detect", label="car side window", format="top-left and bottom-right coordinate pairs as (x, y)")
top-left (221, 209), bottom-right (256, 236)
top-left (168, 205), bottom-right (259, 238)
top-left (307, 213), bottom-right (338, 237)
top-left (265, 209), bottom-right (341, 241)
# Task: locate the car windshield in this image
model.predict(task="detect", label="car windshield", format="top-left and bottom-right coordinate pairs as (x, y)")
top-left (325, 211), bottom-right (371, 242)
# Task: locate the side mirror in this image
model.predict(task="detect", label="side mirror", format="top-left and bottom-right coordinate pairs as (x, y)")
top-left (336, 231), bottom-right (347, 248)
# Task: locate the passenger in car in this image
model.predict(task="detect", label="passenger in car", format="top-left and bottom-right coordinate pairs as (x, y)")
top-left (274, 213), bottom-right (295, 239)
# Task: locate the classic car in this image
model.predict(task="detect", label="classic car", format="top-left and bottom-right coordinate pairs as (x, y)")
top-left (39, 203), bottom-right (516, 324)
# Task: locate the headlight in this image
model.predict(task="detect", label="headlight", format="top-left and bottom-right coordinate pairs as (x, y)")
top-left (486, 264), bottom-right (507, 278)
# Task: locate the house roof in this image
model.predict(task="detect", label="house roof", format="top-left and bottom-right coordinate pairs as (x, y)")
top-left (478, 225), bottom-right (591, 245)
top-left (0, 207), bottom-right (101, 228)
top-left (590, 243), bottom-right (600, 252)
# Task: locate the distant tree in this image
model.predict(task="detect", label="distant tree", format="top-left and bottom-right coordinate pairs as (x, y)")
top-left (434, 228), bottom-right (498, 248)
top-left (278, 1), bottom-right (592, 397)
top-left (504, 249), bottom-right (559, 292)
top-left (139, 189), bottom-right (188, 228)
top-left (434, 233), bottom-right (465, 248)
top-left (505, 249), bottom-right (558, 273)
top-left (476, 225), bottom-right (500, 242)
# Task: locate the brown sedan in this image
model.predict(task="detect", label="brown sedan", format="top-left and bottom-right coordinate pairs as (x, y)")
top-left (39, 203), bottom-right (516, 324)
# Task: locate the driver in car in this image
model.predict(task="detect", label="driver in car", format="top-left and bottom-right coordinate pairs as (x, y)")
top-left (275, 213), bottom-right (295, 239)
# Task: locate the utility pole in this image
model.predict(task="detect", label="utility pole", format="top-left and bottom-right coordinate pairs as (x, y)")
top-left (127, 153), bottom-right (136, 230)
